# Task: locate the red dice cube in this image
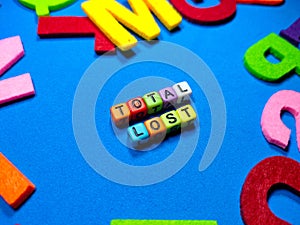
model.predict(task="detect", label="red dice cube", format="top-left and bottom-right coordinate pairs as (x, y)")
top-left (127, 97), bottom-right (148, 121)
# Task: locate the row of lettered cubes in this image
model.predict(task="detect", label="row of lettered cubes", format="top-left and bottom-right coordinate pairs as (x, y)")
top-left (110, 81), bottom-right (197, 145)
top-left (127, 104), bottom-right (197, 146)
top-left (110, 81), bottom-right (193, 128)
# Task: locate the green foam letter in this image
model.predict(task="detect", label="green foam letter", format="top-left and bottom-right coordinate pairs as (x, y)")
top-left (19, 0), bottom-right (75, 16)
top-left (244, 33), bottom-right (300, 82)
top-left (111, 220), bottom-right (218, 225)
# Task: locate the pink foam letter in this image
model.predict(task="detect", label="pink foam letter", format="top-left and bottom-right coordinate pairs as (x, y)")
top-left (261, 90), bottom-right (300, 150)
top-left (0, 36), bottom-right (24, 76)
top-left (0, 73), bottom-right (35, 105)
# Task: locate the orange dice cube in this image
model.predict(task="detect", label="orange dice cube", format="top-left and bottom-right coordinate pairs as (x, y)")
top-left (144, 117), bottom-right (167, 142)
top-left (110, 103), bottom-right (131, 128)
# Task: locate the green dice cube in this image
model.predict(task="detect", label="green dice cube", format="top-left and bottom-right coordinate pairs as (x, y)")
top-left (143, 91), bottom-right (163, 114)
top-left (160, 110), bottom-right (181, 133)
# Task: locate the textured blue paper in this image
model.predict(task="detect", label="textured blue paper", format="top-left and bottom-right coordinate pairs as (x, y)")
top-left (1, 0), bottom-right (300, 224)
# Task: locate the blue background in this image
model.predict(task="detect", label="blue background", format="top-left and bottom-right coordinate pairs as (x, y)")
top-left (1, 0), bottom-right (300, 224)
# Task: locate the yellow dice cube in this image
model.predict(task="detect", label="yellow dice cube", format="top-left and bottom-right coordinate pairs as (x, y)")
top-left (176, 104), bottom-right (197, 128)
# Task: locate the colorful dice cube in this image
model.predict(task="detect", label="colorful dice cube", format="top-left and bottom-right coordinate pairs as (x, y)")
top-left (143, 91), bottom-right (163, 114)
top-left (144, 117), bottom-right (167, 142)
top-left (172, 81), bottom-right (192, 104)
top-left (110, 103), bottom-right (130, 128)
top-left (158, 87), bottom-right (178, 109)
top-left (127, 122), bottom-right (149, 146)
top-left (160, 110), bottom-right (182, 134)
top-left (127, 97), bottom-right (148, 121)
top-left (176, 104), bottom-right (197, 128)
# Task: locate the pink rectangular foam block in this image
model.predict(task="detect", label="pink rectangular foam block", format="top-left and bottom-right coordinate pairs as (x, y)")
top-left (0, 36), bottom-right (24, 76)
top-left (0, 73), bottom-right (35, 105)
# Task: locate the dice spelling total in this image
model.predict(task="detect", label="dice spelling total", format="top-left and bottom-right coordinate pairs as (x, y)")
top-left (110, 81), bottom-right (197, 145)
top-left (110, 81), bottom-right (193, 127)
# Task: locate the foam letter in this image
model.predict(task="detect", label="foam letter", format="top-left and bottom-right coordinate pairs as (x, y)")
top-left (169, 0), bottom-right (236, 24)
top-left (38, 16), bottom-right (115, 53)
top-left (236, 0), bottom-right (283, 5)
top-left (0, 153), bottom-right (35, 209)
top-left (244, 33), bottom-right (300, 82)
top-left (240, 156), bottom-right (300, 225)
top-left (81, 0), bottom-right (182, 51)
top-left (280, 18), bottom-right (300, 47)
top-left (111, 220), bottom-right (218, 225)
top-left (261, 90), bottom-right (300, 150)
top-left (0, 36), bottom-right (24, 76)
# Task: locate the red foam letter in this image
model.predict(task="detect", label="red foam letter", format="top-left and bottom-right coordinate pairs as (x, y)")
top-left (236, 0), bottom-right (284, 5)
top-left (240, 156), bottom-right (300, 225)
top-left (38, 16), bottom-right (115, 54)
top-left (169, 0), bottom-right (236, 24)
